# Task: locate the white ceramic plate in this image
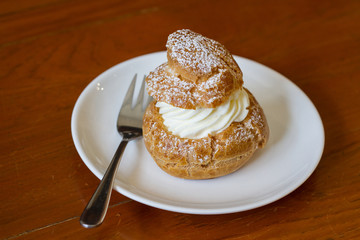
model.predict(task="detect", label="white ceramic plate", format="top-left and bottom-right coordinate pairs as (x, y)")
top-left (71, 51), bottom-right (324, 214)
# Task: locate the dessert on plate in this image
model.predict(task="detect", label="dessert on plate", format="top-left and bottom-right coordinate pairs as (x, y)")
top-left (143, 29), bottom-right (269, 179)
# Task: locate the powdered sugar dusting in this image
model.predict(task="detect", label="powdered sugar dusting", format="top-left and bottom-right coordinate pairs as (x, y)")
top-left (166, 29), bottom-right (228, 76)
top-left (147, 63), bottom-right (196, 109)
top-left (146, 29), bottom-right (243, 109)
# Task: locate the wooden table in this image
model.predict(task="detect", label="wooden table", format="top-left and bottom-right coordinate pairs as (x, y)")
top-left (1, 0), bottom-right (360, 239)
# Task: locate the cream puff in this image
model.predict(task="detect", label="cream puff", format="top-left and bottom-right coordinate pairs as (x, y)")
top-left (143, 29), bottom-right (269, 179)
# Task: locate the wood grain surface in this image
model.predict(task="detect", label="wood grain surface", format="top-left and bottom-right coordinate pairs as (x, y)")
top-left (1, 0), bottom-right (359, 239)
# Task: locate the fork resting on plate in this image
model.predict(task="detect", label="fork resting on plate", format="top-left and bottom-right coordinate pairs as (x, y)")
top-left (80, 74), bottom-right (150, 228)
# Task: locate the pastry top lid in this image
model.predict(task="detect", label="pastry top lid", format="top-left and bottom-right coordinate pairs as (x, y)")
top-left (146, 29), bottom-right (243, 109)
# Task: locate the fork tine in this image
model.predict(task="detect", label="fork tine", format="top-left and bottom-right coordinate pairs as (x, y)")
top-left (135, 75), bottom-right (146, 108)
top-left (139, 75), bottom-right (153, 108)
top-left (121, 74), bottom-right (137, 109)
top-left (144, 75), bottom-right (153, 108)
top-left (145, 95), bottom-right (153, 108)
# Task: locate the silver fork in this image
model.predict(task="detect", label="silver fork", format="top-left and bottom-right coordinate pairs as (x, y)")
top-left (80, 74), bottom-right (150, 228)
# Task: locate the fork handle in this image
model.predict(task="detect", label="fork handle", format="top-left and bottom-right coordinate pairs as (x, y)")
top-left (80, 140), bottom-right (128, 228)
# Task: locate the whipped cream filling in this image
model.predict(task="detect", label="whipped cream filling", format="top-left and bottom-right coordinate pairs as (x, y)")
top-left (156, 88), bottom-right (250, 139)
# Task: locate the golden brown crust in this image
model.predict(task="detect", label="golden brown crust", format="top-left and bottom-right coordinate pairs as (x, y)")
top-left (146, 29), bottom-right (243, 109)
top-left (142, 89), bottom-right (269, 179)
